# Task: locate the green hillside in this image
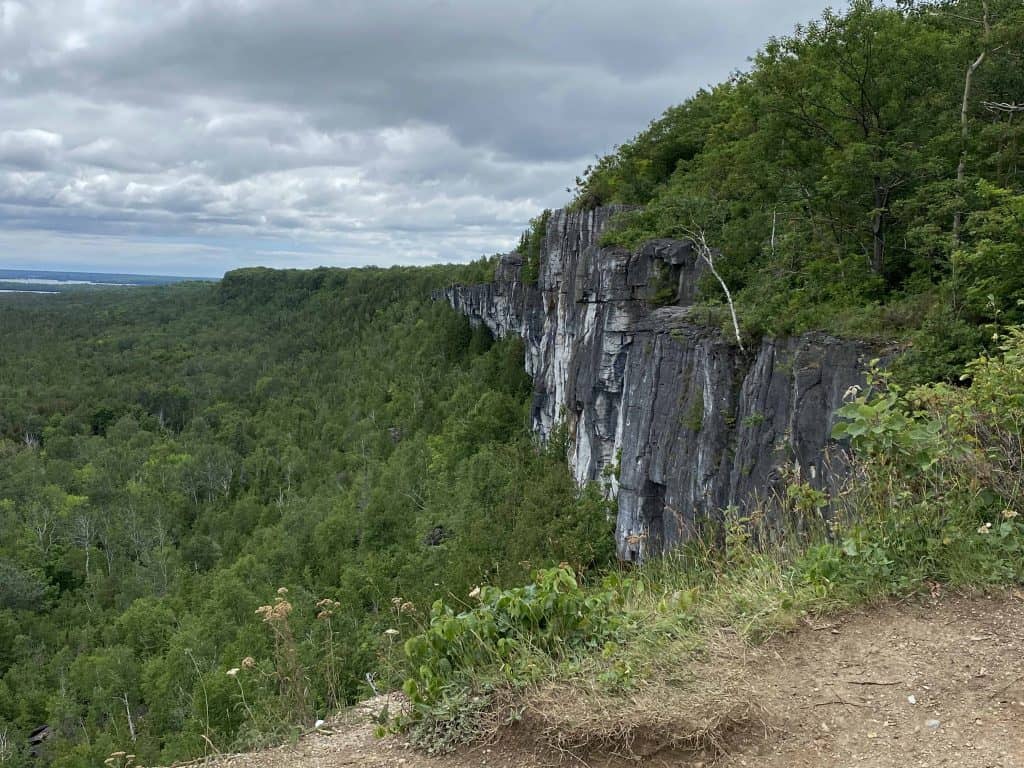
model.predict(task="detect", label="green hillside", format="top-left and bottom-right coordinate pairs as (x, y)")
top-left (572, 0), bottom-right (1023, 382)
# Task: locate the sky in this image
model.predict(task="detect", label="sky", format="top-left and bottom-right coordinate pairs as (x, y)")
top-left (0, 0), bottom-right (830, 277)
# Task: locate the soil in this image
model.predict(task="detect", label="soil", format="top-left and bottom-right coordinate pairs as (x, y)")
top-left (176, 591), bottom-right (1024, 768)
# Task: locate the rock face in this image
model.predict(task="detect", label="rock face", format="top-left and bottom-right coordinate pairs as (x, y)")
top-left (439, 206), bottom-right (876, 561)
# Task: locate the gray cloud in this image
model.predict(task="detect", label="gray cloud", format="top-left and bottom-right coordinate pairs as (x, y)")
top-left (0, 0), bottom-right (828, 276)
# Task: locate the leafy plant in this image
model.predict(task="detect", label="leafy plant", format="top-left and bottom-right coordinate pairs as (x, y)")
top-left (831, 365), bottom-right (944, 472)
top-left (401, 566), bottom-right (628, 718)
top-left (819, 326), bottom-right (1024, 594)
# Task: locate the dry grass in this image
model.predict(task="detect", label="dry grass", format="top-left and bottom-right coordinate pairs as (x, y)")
top-left (456, 623), bottom-right (779, 765)
top-left (519, 654), bottom-right (770, 764)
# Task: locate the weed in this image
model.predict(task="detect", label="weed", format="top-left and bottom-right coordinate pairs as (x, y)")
top-left (741, 412), bottom-right (765, 428)
top-left (684, 388), bottom-right (705, 432)
top-left (255, 588), bottom-right (311, 725)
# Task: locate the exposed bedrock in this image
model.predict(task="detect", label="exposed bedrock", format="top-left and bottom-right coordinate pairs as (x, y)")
top-left (437, 206), bottom-right (877, 561)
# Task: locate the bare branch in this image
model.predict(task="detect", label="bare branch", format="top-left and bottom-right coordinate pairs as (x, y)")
top-left (122, 692), bottom-right (137, 742)
top-left (926, 11), bottom-right (983, 26)
top-left (982, 101), bottom-right (1024, 114)
top-left (682, 228), bottom-right (745, 353)
top-left (953, 0), bottom-right (991, 243)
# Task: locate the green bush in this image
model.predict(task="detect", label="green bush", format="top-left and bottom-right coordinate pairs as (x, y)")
top-left (401, 565), bottom-right (627, 714)
top-left (817, 326), bottom-right (1024, 595)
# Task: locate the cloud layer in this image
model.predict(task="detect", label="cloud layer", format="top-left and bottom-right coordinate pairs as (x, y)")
top-left (1, 0), bottom-right (827, 276)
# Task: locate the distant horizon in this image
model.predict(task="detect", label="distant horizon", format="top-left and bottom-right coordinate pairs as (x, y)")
top-left (0, 257), bottom-right (485, 280)
top-left (0, 266), bottom-right (217, 280)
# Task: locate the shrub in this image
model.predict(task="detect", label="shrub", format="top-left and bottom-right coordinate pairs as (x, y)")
top-left (401, 565), bottom-right (627, 715)
top-left (819, 326), bottom-right (1024, 595)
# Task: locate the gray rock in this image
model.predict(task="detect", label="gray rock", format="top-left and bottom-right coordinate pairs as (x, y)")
top-left (437, 206), bottom-right (880, 561)
top-left (423, 526), bottom-right (451, 547)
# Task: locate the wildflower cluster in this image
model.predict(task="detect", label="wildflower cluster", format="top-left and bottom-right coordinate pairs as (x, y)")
top-left (316, 598), bottom-right (341, 621)
top-left (255, 587), bottom-right (293, 624)
top-left (253, 587), bottom-right (310, 723)
top-left (390, 596), bottom-right (417, 616)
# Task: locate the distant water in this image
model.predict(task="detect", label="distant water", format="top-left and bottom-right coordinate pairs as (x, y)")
top-left (0, 269), bottom-right (214, 294)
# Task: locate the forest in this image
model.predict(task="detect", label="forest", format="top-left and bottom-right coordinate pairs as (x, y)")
top-left (2, 0), bottom-right (1023, 764)
top-left (0, 266), bottom-right (613, 766)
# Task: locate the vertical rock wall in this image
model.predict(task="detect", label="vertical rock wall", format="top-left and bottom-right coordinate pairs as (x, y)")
top-left (438, 206), bottom-right (875, 561)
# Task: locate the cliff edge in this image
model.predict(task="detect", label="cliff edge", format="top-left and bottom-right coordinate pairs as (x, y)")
top-left (439, 207), bottom-right (881, 560)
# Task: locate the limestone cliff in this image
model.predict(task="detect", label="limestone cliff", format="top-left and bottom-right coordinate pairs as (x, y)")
top-left (440, 206), bottom-right (876, 561)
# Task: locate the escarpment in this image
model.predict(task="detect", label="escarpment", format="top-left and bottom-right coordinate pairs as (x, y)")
top-left (439, 207), bottom-right (878, 561)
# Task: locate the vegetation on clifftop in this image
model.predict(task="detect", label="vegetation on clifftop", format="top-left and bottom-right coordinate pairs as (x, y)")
top-left (517, 209), bottom-right (551, 285)
top-left (570, 0), bottom-right (1023, 381)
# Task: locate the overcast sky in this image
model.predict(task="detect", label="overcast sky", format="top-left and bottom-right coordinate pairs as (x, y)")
top-left (1, 0), bottom-right (829, 277)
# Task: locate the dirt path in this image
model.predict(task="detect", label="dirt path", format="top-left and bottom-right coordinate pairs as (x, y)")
top-left (186, 592), bottom-right (1024, 768)
top-left (714, 591), bottom-right (1024, 768)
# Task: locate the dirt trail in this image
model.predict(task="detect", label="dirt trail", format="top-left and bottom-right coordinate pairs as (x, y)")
top-left (187, 592), bottom-right (1024, 768)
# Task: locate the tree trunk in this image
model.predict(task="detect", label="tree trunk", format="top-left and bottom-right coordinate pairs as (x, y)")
top-left (686, 229), bottom-right (745, 353)
top-left (954, 49), bottom-right (987, 241)
top-left (871, 178), bottom-right (886, 276)
top-left (953, 0), bottom-right (991, 243)
top-left (122, 692), bottom-right (136, 742)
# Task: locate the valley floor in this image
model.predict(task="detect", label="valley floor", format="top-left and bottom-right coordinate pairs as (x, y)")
top-left (187, 592), bottom-right (1024, 768)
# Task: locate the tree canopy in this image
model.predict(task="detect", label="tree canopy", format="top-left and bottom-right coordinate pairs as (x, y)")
top-left (572, 0), bottom-right (1023, 380)
top-left (0, 265), bottom-right (613, 767)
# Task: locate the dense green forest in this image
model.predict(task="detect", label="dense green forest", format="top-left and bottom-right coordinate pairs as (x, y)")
top-left (0, 267), bottom-right (613, 766)
top-left (572, 0), bottom-right (1023, 382)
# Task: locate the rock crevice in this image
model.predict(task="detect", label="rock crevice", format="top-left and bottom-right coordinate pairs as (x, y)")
top-left (438, 206), bottom-right (875, 560)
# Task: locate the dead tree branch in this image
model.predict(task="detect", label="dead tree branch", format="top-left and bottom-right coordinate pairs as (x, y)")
top-left (982, 101), bottom-right (1024, 114)
top-left (954, 0), bottom-right (991, 243)
top-left (683, 228), bottom-right (745, 353)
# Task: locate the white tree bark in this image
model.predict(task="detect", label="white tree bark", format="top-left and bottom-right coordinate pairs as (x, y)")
top-left (684, 227), bottom-right (745, 353)
top-left (953, 0), bottom-right (992, 242)
top-left (122, 692), bottom-right (136, 741)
